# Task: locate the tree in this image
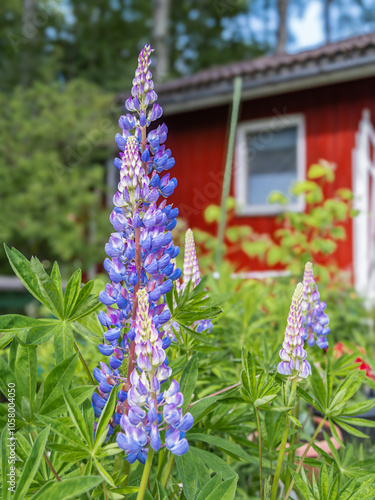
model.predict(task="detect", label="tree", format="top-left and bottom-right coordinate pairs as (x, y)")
top-left (0, 80), bottom-right (115, 275)
top-left (276, 0), bottom-right (289, 54)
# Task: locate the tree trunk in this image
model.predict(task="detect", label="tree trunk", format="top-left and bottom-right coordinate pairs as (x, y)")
top-left (324, 0), bottom-right (332, 44)
top-left (276, 0), bottom-right (288, 55)
top-left (152, 0), bottom-right (171, 82)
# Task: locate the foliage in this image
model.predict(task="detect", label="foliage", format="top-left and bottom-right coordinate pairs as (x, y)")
top-left (0, 80), bottom-right (114, 275)
top-left (1, 242), bottom-right (375, 499)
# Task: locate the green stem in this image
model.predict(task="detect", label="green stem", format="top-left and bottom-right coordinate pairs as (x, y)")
top-left (73, 341), bottom-right (95, 386)
top-left (161, 453), bottom-right (175, 489)
top-left (283, 416), bottom-right (327, 500)
top-left (32, 431), bottom-right (61, 482)
top-left (284, 397), bottom-right (299, 493)
top-left (270, 414), bottom-right (291, 500)
top-left (255, 408), bottom-right (264, 500)
top-left (136, 448), bottom-right (154, 500)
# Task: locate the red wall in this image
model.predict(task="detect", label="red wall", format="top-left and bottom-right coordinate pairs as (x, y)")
top-left (164, 76), bottom-right (375, 273)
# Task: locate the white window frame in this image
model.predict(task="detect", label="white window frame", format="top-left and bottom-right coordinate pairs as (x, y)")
top-left (234, 113), bottom-right (306, 216)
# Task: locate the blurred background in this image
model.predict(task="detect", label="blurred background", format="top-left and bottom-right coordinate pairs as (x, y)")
top-left (1, 0), bottom-right (375, 313)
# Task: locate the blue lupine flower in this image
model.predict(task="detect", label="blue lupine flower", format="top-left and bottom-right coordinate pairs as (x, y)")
top-left (277, 283), bottom-right (312, 379)
top-left (92, 44), bottom-right (191, 461)
top-left (301, 262), bottom-right (330, 349)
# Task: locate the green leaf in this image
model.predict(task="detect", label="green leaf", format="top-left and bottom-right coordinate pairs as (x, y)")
top-left (0, 314), bottom-right (45, 333)
top-left (342, 399), bottom-right (375, 416)
top-left (319, 461), bottom-right (329, 500)
top-left (54, 321), bottom-right (74, 364)
top-left (35, 414), bottom-right (88, 449)
top-left (187, 433), bottom-right (255, 463)
top-left (4, 245), bottom-right (50, 309)
top-left (333, 418), bottom-right (369, 438)
top-left (63, 388), bottom-right (93, 447)
top-left (39, 385), bottom-right (95, 417)
top-left (288, 466), bottom-right (310, 499)
top-left (93, 457), bottom-right (116, 487)
top-left (68, 296), bottom-right (101, 321)
top-left (349, 475), bottom-right (375, 500)
top-left (63, 269), bottom-right (82, 318)
top-left (175, 450), bottom-right (198, 500)
top-left (180, 354), bottom-right (198, 412)
top-left (31, 476), bottom-right (102, 500)
top-left (24, 321), bottom-right (61, 345)
top-left (1, 425), bottom-right (10, 500)
top-left (15, 344), bottom-right (37, 416)
top-left (39, 353), bottom-right (78, 413)
top-left (205, 475), bottom-right (238, 500)
top-left (30, 256), bottom-right (64, 318)
top-left (190, 447), bottom-right (237, 480)
top-left (196, 474), bottom-right (223, 500)
top-left (13, 426), bottom-right (50, 500)
top-left (179, 324), bottom-right (212, 344)
top-left (94, 384), bottom-right (118, 450)
top-left (189, 397), bottom-right (219, 423)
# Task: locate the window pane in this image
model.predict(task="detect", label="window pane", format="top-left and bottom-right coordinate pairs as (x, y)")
top-left (246, 127), bottom-right (297, 206)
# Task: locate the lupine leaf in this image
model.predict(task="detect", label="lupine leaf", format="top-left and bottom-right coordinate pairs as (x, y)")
top-left (342, 399), bottom-right (375, 417)
top-left (93, 457), bottom-right (116, 487)
top-left (50, 262), bottom-right (63, 303)
top-left (30, 256), bottom-right (64, 318)
top-left (31, 476), bottom-right (102, 500)
top-left (310, 367), bottom-right (327, 410)
top-left (39, 353), bottom-right (78, 412)
top-left (69, 280), bottom-right (94, 314)
top-left (319, 461), bottom-right (329, 500)
top-left (0, 314), bottom-right (46, 332)
top-left (175, 450), bottom-right (198, 500)
top-left (187, 433), bottom-right (255, 463)
top-left (0, 358), bottom-right (18, 408)
top-left (189, 397), bottom-right (219, 422)
top-left (13, 426), bottom-right (50, 500)
top-left (333, 418), bottom-right (369, 438)
top-left (35, 414), bottom-right (88, 449)
top-left (4, 245), bottom-right (50, 309)
top-left (349, 475), bottom-right (375, 500)
top-left (69, 296), bottom-right (101, 321)
top-left (63, 269), bottom-right (82, 318)
top-left (179, 324), bottom-right (212, 344)
top-left (204, 475), bottom-right (238, 500)
top-left (24, 321), bottom-right (61, 345)
top-left (195, 474), bottom-right (223, 500)
top-left (63, 388), bottom-right (93, 447)
top-left (288, 466), bottom-right (310, 499)
top-left (54, 322), bottom-right (74, 364)
top-left (15, 344), bottom-right (37, 417)
top-left (94, 384), bottom-right (118, 449)
top-left (1, 425), bottom-right (10, 500)
top-left (180, 353), bottom-right (198, 412)
top-left (40, 385), bottom-right (95, 417)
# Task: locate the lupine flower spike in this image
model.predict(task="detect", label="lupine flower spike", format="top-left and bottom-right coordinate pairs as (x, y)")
top-left (301, 262), bottom-right (330, 349)
top-left (92, 44), bottom-right (190, 461)
top-left (116, 288), bottom-right (193, 463)
top-left (278, 283), bottom-right (312, 379)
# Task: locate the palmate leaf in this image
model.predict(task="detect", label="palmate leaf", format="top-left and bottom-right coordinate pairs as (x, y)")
top-left (204, 475), bottom-right (238, 500)
top-left (187, 432), bottom-right (256, 463)
top-left (54, 322), bottom-right (74, 365)
top-left (30, 256), bottom-right (64, 318)
top-left (94, 384), bottom-right (118, 451)
top-left (14, 344), bottom-right (37, 418)
top-left (190, 447), bottom-right (236, 480)
top-left (31, 476), bottom-right (102, 500)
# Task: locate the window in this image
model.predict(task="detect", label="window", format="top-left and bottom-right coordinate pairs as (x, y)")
top-left (235, 114), bottom-right (305, 215)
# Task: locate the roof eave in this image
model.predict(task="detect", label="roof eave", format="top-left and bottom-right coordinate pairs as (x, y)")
top-left (158, 56), bottom-right (375, 115)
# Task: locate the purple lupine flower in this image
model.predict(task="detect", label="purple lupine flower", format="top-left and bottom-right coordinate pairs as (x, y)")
top-left (116, 289), bottom-right (193, 462)
top-left (183, 229), bottom-right (201, 291)
top-left (277, 283), bottom-right (312, 379)
top-left (92, 44), bottom-right (186, 459)
top-left (301, 262), bottom-right (330, 349)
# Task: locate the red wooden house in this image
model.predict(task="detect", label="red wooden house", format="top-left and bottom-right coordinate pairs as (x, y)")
top-left (154, 33), bottom-right (375, 298)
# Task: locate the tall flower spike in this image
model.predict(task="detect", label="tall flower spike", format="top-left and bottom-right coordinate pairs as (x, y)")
top-left (301, 262), bottom-right (330, 349)
top-left (93, 45), bottom-right (184, 459)
top-left (116, 288), bottom-right (193, 463)
top-left (278, 283), bottom-right (311, 379)
top-left (183, 229), bottom-right (200, 290)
